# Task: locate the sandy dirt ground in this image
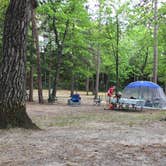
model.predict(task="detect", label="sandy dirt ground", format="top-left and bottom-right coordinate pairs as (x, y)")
top-left (0, 91), bottom-right (166, 166)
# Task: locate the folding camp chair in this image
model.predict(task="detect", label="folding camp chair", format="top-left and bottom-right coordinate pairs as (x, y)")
top-left (68, 94), bottom-right (81, 105)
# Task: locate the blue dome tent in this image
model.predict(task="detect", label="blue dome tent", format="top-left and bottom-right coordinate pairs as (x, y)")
top-left (122, 81), bottom-right (166, 109)
top-left (126, 81), bottom-right (160, 89)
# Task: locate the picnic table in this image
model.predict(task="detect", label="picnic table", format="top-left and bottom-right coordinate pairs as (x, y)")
top-left (111, 98), bottom-right (145, 111)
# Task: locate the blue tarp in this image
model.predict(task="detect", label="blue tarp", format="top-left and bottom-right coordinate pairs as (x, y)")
top-left (126, 81), bottom-right (160, 89)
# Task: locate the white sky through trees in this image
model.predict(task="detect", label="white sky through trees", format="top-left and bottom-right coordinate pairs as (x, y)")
top-left (86, 0), bottom-right (166, 20)
top-left (87, 0), bottom-right (166, 11)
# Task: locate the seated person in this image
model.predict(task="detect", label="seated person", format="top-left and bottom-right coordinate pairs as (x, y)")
top-left (114, 91), bottom-right (122, 103)
top-left (130, 96), bottom-right (136, 99)
top-left (145, 100), bottom-right (153, 107)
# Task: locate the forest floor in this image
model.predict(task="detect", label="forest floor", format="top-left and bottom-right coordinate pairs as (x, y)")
top-left (0, 90), bottom-right (166, 166)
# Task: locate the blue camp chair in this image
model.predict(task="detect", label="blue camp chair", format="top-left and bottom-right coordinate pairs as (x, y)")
top-left (68, 94), bottom-right (81, 105)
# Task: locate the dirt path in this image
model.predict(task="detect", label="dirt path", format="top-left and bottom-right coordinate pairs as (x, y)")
top-left (0, 101), bottom-right (166, 166)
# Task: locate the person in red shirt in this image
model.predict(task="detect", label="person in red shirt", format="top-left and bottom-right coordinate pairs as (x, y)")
top-left (107, 86), bottom-right (116, 105)
top-left (104, 86), bottom-right (116, 110)
top-left (107, 86), bottom-right (115, 97)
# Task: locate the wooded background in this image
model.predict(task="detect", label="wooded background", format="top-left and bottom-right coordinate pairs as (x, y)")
top-left (0, 0), bottom-right (165, 102)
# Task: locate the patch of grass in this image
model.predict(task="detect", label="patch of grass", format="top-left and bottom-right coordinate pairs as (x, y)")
top-left (32, 110), bottom-right (166, 128)
top-left (50, 114), bottom-right (96, 127)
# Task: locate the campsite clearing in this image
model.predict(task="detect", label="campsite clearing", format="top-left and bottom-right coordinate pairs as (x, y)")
top-left (0, 95), bottom-right (166, 166)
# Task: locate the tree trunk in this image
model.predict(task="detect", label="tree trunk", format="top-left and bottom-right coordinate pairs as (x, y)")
top-left (86, 77), bottom-right (90, 96)
top-left (51, 47), bottom-right (62, 100)
top-left (153, 0), bottom-right (158, 83)
top-left (92, 76), bottom-right (95, 95)
top-left (106, 75), bottom-right (109, 92)
top-left (48, 72), bottom-right (51, 100)
top-left (70, 73), bottom-right (75, 96)
top-left (50, 15), bottom-right (69, 101)
top-left (31, 8), bottom-right (44, 103)
top-left (29, 65), bottom-right (34, 102)
top-left (0, 0), bottom-right (38, 129)
top-left (140, 47), bottom-right (149, 79)
top-left (95, 48), bottom-right (100, 99)
top-left (115, 14), bottom-right (119, 94)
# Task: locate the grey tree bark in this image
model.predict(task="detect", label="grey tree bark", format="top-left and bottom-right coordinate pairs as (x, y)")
top-left (0, 0), bottom-right (38, 129)
top-left (86, 77), bottom-right (90, 96)
top-left (95, 48), bottom-right (100, 99)
top-left (94, 2), bottom-right (102, 99)
top-left (50, 18), bottom-right (69, 101)
top-left (29, 65), bottom-right (34, 102)
top-left (31, 8), bottom-right (44, 103)
top-left (115, 14), bottom-right (119, 94)
top-left (153, 0), bottom-right (158, 83)
top-left (70, 73), bottom-right (75, 96)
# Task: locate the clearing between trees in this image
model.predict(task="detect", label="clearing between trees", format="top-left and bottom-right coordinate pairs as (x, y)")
top-left (0, 91), bottom-right (166, 166)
